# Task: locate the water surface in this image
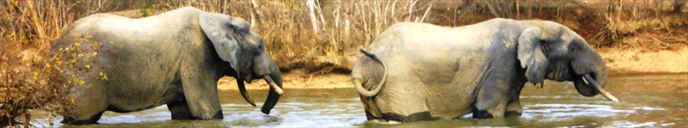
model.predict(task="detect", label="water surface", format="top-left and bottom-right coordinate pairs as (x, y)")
top-left (33, 73), bottom-right (687, 127)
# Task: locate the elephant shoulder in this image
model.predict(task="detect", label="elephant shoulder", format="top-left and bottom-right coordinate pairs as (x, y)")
top-left (55, 14), bottom-right (111, 42)
top-left (481, 18), bottom-right (517, 28)
top-left (385, 22), bottom-right (416, 32)
top-left (373, 23), bottom-right (419, 44)
top-left (384, 22), bottom-right (444, 37)
top-left (70, 13), bottom-right (132, 33)
top-left (154, 6), bottom-right (203, 18)
top-left (388, 22), bottom-right (443, 30)
top-left (485, 18), bottom-right (511, 22)
top-left (175, 6), bottom-right (203, 12)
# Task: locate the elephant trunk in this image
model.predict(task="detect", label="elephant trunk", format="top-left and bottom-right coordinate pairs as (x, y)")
top-left (261, 71), bottom-right (282, 114)
top-left (354, 49), bottom-right (387, 97)
top-left (586, 59), bottom-right (616, 102)
top-left (572, 50), bottom-right (617, 102)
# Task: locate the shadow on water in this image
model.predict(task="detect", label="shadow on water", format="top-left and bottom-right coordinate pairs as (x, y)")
top-left (33, 73), bottom-right (687, 127)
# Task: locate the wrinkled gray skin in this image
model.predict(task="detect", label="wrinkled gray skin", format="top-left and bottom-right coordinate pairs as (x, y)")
top-left (52, 7), bottom-right (283, 124)
top-left (352, 18), bottom-right (609, 122)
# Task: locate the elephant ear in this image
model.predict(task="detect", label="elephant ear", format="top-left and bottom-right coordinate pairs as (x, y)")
top-left (199, 12), bottom-right (248, 73)
top-left (517, 27), bottom-right (548, 84)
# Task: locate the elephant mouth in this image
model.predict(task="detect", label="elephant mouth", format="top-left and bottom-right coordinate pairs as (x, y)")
top-left (572, 73), bottom-right (619, 102)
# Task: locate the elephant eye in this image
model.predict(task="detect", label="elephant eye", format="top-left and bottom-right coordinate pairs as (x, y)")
top-left (251, 44), bottom-right (263, 55)
top-left (569, 46), bottom-right (576, 52)
top-left (568, 43), bottom-right (578, 52)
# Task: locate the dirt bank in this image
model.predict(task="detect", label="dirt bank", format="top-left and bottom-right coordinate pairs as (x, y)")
top-left (218, 71), bottom-right (352, 90)
top-left (600, 47), bottom-right (688, 73)
top-left (219, 47), bottom-right (688, 90)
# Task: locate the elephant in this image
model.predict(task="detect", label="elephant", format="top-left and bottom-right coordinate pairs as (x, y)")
top-left (351, 18), bottom-right (618, 122)
top-left (51, 7), bottom-right (284, 124)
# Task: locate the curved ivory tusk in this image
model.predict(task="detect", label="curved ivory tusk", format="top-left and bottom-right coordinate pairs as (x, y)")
top-left (264, 75), bottom-right (284, 95)
top-left (237, 79), bottom-right (257, 107)
top-left (583, 74), bottom-right (619, 102)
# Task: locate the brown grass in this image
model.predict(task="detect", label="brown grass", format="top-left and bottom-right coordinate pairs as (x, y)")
top-left (0, 0), bottom-right (686, 127)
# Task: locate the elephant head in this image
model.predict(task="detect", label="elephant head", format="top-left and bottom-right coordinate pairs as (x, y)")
top-left (516, 21), bottom-right (618, 102)
top-left (199, 12), bottom-right (284, 114)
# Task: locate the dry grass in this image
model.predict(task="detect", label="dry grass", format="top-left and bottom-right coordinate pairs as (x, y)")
top-left (164, 0), bottom-right (437, 72)
top-left (0, 0), bottom-right (686, 127)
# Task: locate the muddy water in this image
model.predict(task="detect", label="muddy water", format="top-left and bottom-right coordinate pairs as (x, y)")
top-left (33, 73), bottom-right (687, 127)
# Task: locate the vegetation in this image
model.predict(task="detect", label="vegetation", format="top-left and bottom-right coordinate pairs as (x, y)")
top-left (0, 0), bottom-right (686, 127)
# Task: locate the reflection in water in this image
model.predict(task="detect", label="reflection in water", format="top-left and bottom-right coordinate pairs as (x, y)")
top-left (32, 74), bottom-right (687, 127)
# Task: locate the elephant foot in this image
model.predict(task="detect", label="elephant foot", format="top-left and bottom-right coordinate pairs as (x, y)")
top-left (168, 100), bottom-right (224, 120)
top-left (472, 105), bottom-right (508, 119)
top-left (473, 107), bottom-right (517, 118)
top-left (360, 97), bottom-right (382, 119)
top-left (379, 111), bottom-right (434, 123)
top-left (368, 119), bottom-right (402, 125)
top-left (472, 109), bottom-right (494, 119)
top-left (505, 100), bottom-right (523, 116)
top-left (211, 110), bottom-right (223, 119)
top-left (364, 110), bottom-right (376, 120)
top-left (473, 98), bottom-right (508, 118)
top-left (168, 100), bottom-right (195, 120)
top-left (61, 111), bottom-right (104, 125)
top-left (505, 111), bottom-right (522, 116)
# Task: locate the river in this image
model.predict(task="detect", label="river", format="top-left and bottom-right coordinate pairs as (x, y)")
top-left (32, 73), bottom-right (687, 127)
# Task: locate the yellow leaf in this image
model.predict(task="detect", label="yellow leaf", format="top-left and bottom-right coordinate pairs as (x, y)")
top-left (100, 72), bottom-right (109, 80)
top-left (33, 71), bottom-right (39, 80)
top-left (73, 34), bottom-right (82, 39)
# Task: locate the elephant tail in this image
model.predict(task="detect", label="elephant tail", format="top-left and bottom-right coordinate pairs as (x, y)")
top-left (353, 49), bottom-right (388, 97)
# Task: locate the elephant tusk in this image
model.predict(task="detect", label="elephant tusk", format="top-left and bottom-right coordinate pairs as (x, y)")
top-left (582, 74), bottom-right (619, 102)
top-left (264, 75), bottom-right (284, 95)
top-left (237, 79), bottom-right (257, 107)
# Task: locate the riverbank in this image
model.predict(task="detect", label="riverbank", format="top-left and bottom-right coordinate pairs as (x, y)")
top-left (218, 71), bottom-right (352, 90)
top-left (219, 47), bottom-right (688, 90)
top-left (601, 47), bottom-right (688, 73)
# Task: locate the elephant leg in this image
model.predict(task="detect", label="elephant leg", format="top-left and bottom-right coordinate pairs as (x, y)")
top-left (473, 79), bottom-right (510, 118)
top-left (180, 67), bottom-right (223, 119)
top-left (360, 95), bottom-right (383, 120)
top-left (472, 100), bottom-right (507, 118)
top-left (167, 99), bottom-right (194, 120)
top-left (62, 111), bottom-right (104, 125)
top-left (361, 98), bottom-right (382, 120)
top-left (472, 107), bottom-right (493, 118)
top-left (505, 100), bottom-right (522, 116)
top-left (505, 82), bottom-right (524, 116)
top-left (375, 89), bottom-right (432, 122)
top-left (61, 80), bottom-right (108, 124)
